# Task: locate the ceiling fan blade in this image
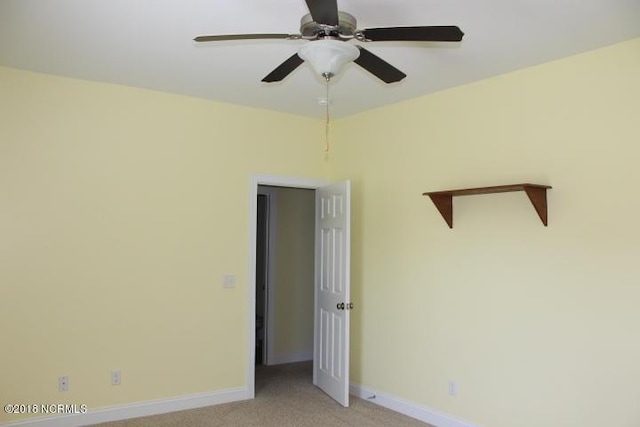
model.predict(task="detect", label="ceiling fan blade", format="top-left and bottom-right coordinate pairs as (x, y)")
top-left (360, 26), bottom-right (464, 42)
top-left (262, 53), bottom-right (305, 82)
top-left (305, 0), bottom-right (339, 26)
top-left (194, 33), bottom-right (299, 42)
top-left (353, 46), bottom-right (406, 84)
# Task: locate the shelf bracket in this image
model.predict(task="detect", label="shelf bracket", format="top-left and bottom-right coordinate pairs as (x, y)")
top-left (427, 193), bottom-right (454, 228)
top-left (523, 186), bottom-right (549, 226)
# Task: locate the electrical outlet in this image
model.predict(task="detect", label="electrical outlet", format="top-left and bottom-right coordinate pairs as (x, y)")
top-left (111, 370), bottom-right (121, 385)
top-left (58, 376), bottom-right (69, 392)
top-left (448, 380), bottom-right (458, 396)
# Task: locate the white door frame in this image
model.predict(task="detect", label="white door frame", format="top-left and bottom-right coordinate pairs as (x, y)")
top-left (246, 174), bottom-right (329, 399)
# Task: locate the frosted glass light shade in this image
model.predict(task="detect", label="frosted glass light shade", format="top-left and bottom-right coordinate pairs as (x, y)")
top-left (298, 40), bottom-right (360, 78)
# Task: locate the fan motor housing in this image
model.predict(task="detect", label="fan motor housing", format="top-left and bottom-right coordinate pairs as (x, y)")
top-left (300, 11), bottom-right (357, 38)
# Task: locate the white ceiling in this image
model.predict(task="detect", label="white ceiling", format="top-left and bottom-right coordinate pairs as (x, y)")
top-left (1, 0), bottom-right (639, 118)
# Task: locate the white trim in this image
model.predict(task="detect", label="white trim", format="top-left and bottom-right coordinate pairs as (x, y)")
top-left (251, 174), bottom-right (330, 190)
top-left (247, 175), bottom-right (329, 399)
top-left (267, 351), bottom-right (314, 366)
top-left (1, 387), bottom-right (248, 427)
top-left (350, 383), bottom-right (482, 427)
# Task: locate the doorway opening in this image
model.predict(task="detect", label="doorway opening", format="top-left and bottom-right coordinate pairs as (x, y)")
top-left (247, 175), bottom-right (351, 407)
top-left (254, 186), bottom-right (316, 369)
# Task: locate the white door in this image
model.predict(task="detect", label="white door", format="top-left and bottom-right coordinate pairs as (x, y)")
top-left (313, 181), bottom-right (351, 407)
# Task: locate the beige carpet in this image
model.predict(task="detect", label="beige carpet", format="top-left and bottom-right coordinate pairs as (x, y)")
top-left (91, 361), bottom-right (433, 427)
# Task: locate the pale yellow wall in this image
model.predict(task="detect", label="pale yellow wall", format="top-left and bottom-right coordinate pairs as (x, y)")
top-left (330, 38), bottom-right (640, 427)
top-left (269, 187), bottom-right (315, 361)
top-left (3, 36), bottom-right (640, 427)
top-left (0, 67), bottom-right (326, 422)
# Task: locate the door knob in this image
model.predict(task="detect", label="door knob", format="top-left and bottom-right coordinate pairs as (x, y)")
top-left (336, 302), bottom-right (345, 310)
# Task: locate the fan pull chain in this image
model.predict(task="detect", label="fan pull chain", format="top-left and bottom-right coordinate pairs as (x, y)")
top-left (324, 74), bottom-right (330, 152)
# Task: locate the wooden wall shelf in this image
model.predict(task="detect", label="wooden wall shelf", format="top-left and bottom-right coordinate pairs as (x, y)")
top-left (423, 184), bottom-right (552, 228)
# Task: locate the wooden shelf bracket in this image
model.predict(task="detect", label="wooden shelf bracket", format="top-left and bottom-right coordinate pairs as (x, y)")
top-left (423, 183), bottom-right (552, 228)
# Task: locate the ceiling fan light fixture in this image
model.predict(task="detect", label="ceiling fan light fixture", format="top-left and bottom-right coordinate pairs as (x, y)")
top-left (298, 40), bottom-right (360, 78)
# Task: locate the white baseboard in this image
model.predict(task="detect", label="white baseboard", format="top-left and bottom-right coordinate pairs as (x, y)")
top-left (267, 351), bottom-right (313, 366)
top-left (1, 381), bottom-right (478, 427)
top-left (1, 387), bottom-right (249, 427)
top-left (350, 383), bottom-right (481, 427)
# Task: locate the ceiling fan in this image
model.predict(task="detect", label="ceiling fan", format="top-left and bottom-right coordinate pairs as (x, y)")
top-left (194, 0), bottom-right (464, 84)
